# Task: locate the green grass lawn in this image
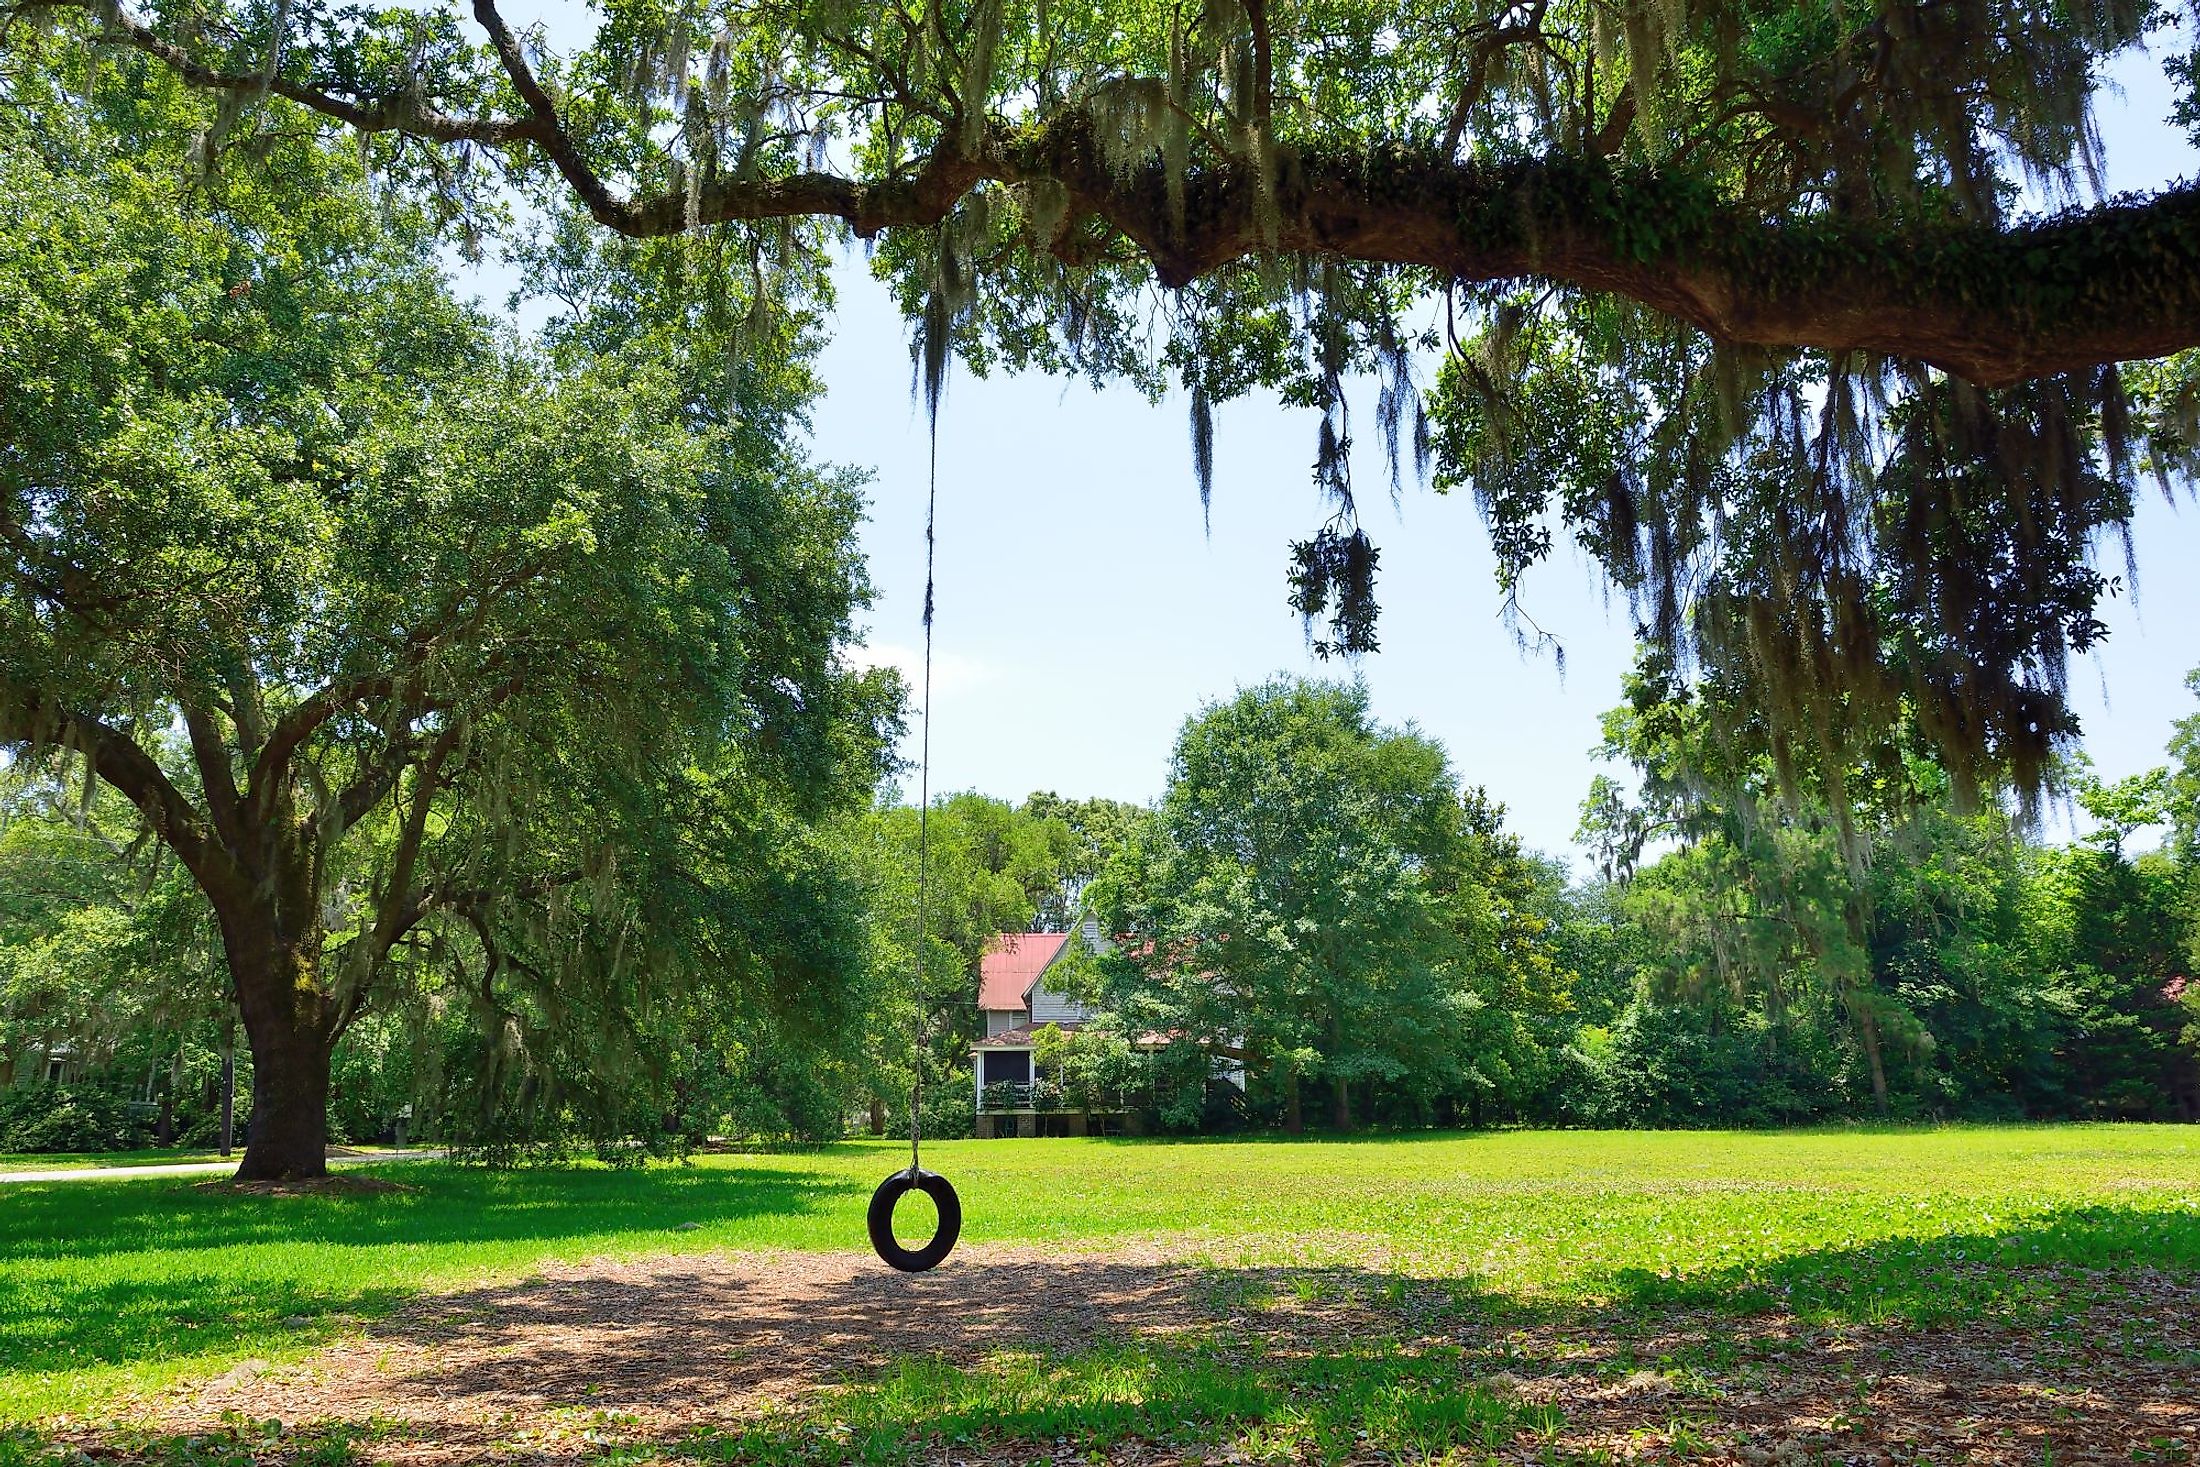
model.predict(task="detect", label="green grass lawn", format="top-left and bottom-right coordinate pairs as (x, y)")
top-left (0, 1145), bottom-right (413, 1173)
top-left (2, 1126), bottom-right (2196, 1449)
top-left (0, 1150), bottom-right (231, 1173)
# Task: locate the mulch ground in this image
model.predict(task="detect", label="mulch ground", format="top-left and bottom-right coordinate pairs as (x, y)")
top-left (65, 1243), bottom-right (2200, 1465)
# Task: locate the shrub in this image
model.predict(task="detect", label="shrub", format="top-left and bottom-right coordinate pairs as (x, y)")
top-left (1583, 999), bottom-right (1839, 1127)
top-left (0, 1086), bottom-right (153, 1153)
top-left (918, 1073), bottom-right (975, 1140)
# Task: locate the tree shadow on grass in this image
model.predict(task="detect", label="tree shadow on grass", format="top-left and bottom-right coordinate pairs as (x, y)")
top-left (0, 1162), bottom-right (853, 1264)
top-left (102, 1203), bottom-right (2200, 1463)
top-left (0, 1164), bottom-right (855, 1393)
top-left (145, 1249), bottom-right (1541, 1464)
top-left (0, 1271), bottom-right (418, 1386)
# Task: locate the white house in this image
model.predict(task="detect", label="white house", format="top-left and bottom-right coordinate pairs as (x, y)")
top-left (967, 923), bottom-right (1249, 1136)
top-left (969, 923), bottom-right (1102, 1110)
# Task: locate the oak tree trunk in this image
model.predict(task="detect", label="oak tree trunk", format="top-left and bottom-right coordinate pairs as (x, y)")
top-left (223, 922), bottom-right (339, 1181)
top-left (1331, 1075), bottom-right (1352, 1131)
top-left (1848, 991), bottom-right (1891, 1115)
top-left (239, 1016), bottom-right (333, 1181)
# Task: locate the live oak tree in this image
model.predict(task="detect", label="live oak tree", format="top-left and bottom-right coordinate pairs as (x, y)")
top-left (29, 0), bottom-right (2200, 822)
top-left (1094, 677), bottom-right (1566, 1130)
top-left (0, 83), bottom-right (892, 1177)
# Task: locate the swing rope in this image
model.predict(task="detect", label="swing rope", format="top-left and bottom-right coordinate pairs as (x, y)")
top-left (909, 420), bottom-right (938, 1178)
top-left (867, 363), bottom-right (960, 1272)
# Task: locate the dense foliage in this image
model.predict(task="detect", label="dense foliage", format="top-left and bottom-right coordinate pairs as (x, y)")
top-left (24, 0), bottom-right (2200, 826)
top-left (1091, 679), bottom-right (1564, 1130)
top-left (0, 62), bottom-right (897, 1174)
top-left (1091, 672), bottom-right (2199, 1129)
top-left (9, 662), bottom-right (2196, 1145)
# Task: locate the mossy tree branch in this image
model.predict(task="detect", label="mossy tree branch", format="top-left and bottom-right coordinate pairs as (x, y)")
top-left (63, 0), bottom-right (2200, 387)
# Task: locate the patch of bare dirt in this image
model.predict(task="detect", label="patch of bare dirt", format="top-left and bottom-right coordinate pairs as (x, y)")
top-left (148, 1243), bottom-right (1210, 1456)
top-left (64, 1245), bottom-right (2200, 1465)
top-left (1479, 1304), bottom-right (2200, 1463)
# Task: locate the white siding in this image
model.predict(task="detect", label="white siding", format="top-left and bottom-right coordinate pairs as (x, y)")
top-left (1029, 983), bottom-right (1094, 1026)
top-left (985, 1008), bottom-right (1027, 1036)
top-left (1027, 923), bottom-right (1104, 1025)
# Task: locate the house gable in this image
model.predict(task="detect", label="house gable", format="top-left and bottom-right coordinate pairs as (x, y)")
top-left (977, 932), bottom-right (1071, 1020)
top-left (977, 926), bottom-right (1106, 1033)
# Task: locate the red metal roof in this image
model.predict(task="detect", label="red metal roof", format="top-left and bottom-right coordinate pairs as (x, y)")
top-left (977, 932), bottom-right (1071, 1011)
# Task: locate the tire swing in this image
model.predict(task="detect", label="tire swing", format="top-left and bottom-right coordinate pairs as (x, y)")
top-left (867, 1165), bottom-right (961, 1272)
top-left (869, 429), bottom-right (961, 1274)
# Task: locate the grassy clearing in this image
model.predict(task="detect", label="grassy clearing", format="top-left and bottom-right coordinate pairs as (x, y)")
top-left (2, 1125), bottom-right (2195, 1434)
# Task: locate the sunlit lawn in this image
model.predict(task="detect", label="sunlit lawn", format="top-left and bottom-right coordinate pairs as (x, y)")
top-left (2, 1125), bottom-right (2195, 1432)
top-left (0, 1145), bottom-right (411, 1173)
top-left (0, 1151), bottom-right (228, 1173)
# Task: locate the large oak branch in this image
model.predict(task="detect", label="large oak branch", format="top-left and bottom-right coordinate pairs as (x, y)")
top-left (81, 0), bottom-right (2200, 386)
top-left (0, 687), bottom-right (242, 898)
top-left (680, 140), bottom-right (2200, 389)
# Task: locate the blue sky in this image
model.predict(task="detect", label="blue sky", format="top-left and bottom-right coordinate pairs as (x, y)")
top-left (485, 11), bottom-right (2200, 862)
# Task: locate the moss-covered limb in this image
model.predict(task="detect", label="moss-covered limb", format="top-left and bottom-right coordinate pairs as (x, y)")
top-left (1008, 143), bottom-right (2200, 387)
top-left (54, 0), bottom-right (2198, 386)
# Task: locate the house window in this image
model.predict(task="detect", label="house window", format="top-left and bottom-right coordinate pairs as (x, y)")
top-left (983, 1050), bottom-right (1032, 1088)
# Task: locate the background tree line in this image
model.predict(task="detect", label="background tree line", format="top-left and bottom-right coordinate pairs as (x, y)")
top-left (14, 662), bottom-right (2194, 1151)
top-left (4, 29), bottom-right (2196, 1164)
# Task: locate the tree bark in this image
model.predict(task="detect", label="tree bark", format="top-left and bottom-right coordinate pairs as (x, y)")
top-left (1848, 991), bottom-right (1891, 1115)
top-left (238, 1016), bottom-right (334, 1180)
top-left (222, 922), bottom-right (339, 1180)
top-left (1331, 1074), bottom-right (1352, 1132)
top-left (1283, 1070), bottom-right (1303, 1134)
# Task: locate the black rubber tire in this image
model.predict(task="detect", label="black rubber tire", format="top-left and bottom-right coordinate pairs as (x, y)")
top-left (867, 1167), bottom-right (961, 1272)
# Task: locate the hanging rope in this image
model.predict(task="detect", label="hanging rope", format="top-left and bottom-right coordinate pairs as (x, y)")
top-left (868, 395), bottom-right (962, 1273)
top-left (910, 422), bottom-right (937, 1176)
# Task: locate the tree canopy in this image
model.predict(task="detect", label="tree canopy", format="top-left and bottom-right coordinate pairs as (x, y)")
top-left (0, 73), bottom-right (896, 1175)
top-left (23, 0), bottom-right (2198, 819)
top-left (1093, 677), bottom-right (1566, 1130)
top-left (38, 0), bottom-right (2197, 377)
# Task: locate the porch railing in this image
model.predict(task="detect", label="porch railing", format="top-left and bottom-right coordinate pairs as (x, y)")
top-left (979, 1080), bottom-right (1135, 1113)
top-left (979, 1080), bottom-right (1056, 1112)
